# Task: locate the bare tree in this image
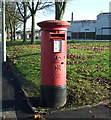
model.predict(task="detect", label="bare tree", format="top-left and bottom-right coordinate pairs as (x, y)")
top-left (5, 2), bottom-right (22, 41)
top-left (55, 0), bottom-right (68, 20)
top-left (16, 2), bottom-right (31, 42)
top-left (5, 9), bottom-right (10, 39)
top-left (26, 0), bottom-right (53, 44)
top-left (5, 2), bottom-right (14, 41)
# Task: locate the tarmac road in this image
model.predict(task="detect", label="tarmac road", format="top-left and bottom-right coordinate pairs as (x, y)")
top-left (2, 63), bottom-right (34, 120)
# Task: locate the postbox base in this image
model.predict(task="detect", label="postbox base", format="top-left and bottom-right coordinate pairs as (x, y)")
top-left (40, 85), bottom-right (66, 108)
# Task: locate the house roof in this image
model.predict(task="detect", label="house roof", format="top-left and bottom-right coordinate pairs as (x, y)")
top-left (68, 20), bottom-right (96, 23)
top-left (97, 12), bottom-right (111, 17)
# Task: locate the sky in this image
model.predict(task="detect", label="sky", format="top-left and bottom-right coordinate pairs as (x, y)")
top-left (25, 0), bottom-right (111, 30)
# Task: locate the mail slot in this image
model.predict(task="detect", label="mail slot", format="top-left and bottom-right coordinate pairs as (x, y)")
top-left (37, 20), bottom-right (70, 108)
top-left (50, 32), bottom-right (65, 40)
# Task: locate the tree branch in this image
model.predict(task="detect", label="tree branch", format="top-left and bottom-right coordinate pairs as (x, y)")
top-left (26, 2), bottom-right (32, 13)
top-left (16, 2), bottom-right (24, 18)
top-left (38, 2), bottom-right (53, 10)
top-left (6, 7), bottom-right (24, 22)
top-left (34, 0), bottom-right (41, 14)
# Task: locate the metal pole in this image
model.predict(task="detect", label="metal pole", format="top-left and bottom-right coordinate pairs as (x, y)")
top-left (109, 2), bottom-right (111, 39)
top-left (2, 1), bottom-right (6, 63)
top-left (0, 1), bottom-right (2, 117)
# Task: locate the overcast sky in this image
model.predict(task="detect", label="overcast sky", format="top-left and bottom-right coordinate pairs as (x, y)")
top-left (25, 0), bottom-right (111, 30)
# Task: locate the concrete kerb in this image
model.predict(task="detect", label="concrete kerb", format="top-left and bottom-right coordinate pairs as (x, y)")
top-left (6, 56), bottom-right (111, 116)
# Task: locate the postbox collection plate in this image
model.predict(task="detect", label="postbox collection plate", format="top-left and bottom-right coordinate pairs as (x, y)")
top-left (54, 40), bottom-right (62, 52)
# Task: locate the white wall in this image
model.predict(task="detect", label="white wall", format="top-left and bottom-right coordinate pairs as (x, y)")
top-left (109, 1), bottom-right (111, 12)
top-left (68, 12), bottom-right (111, 39)
top-left (96, 13), bottom-right (111, 35)
top-left (68, 20), bottom-right (96, 33)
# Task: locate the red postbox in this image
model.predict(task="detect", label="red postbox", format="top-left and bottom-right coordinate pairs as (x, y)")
top-left (37, 20), bottom-right (70, 108)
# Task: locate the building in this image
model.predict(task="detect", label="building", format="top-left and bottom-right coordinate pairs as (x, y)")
top-left (96, 13), bottom-right (111, 40)
top-left (68, 12), bottom-right (111, 40)
top-left (68, 20), bottom-right (96, 39)
top-left (109, 1), bottom-right (111, 12)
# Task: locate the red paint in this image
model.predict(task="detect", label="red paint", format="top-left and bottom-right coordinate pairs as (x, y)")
top-left (37, 20), bottom-right (70, 86)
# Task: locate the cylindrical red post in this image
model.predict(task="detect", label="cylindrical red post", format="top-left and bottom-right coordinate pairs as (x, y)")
top-left (37, 20), bottom-right (70, 108)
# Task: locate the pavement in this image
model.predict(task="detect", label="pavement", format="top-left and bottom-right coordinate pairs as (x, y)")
top-left (44, 104), bottom-right (111, 119)
top-left (1, 62), bottom-right (111, 120)
top-left (1, 63), bottom-right (34, 120)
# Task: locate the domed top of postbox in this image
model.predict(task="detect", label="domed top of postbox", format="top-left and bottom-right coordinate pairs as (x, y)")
top-left (37, 20), bottom-right (70, 30)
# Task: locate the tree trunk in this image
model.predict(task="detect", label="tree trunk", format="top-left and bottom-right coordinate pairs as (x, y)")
top-left (55, 2), bottom-right (61, 20)
top-left (31, 14), bottom-right (35, 44)
top-left (60, 2), bottom-right (67, 20)
top-left (55, 2), bottom-right (67, 20)
top-left (9, 21), bottom-right (13, 41)
top-left (13, 25), bottom-right (16, 41)
top-left (6, 27), bottom-right (10, 39)
top-left (23, 20), bottom-right (27, 42)
top-left (8, 15), bottom-right (13, 41)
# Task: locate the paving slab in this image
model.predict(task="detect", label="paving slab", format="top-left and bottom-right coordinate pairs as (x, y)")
top-left (43, 104), bottom-right (111, 119)
top-left (2, 63), bottom-right (34, 120)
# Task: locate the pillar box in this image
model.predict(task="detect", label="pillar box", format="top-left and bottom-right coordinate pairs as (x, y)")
top-left (37, 20), bottom-right (70, 108)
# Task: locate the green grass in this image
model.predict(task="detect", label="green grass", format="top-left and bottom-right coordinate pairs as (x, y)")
top-left (7, 40), bottom-right (111, 107)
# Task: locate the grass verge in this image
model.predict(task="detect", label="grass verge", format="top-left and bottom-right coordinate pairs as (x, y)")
top-left (6, 40), bottom-right (111, 107)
